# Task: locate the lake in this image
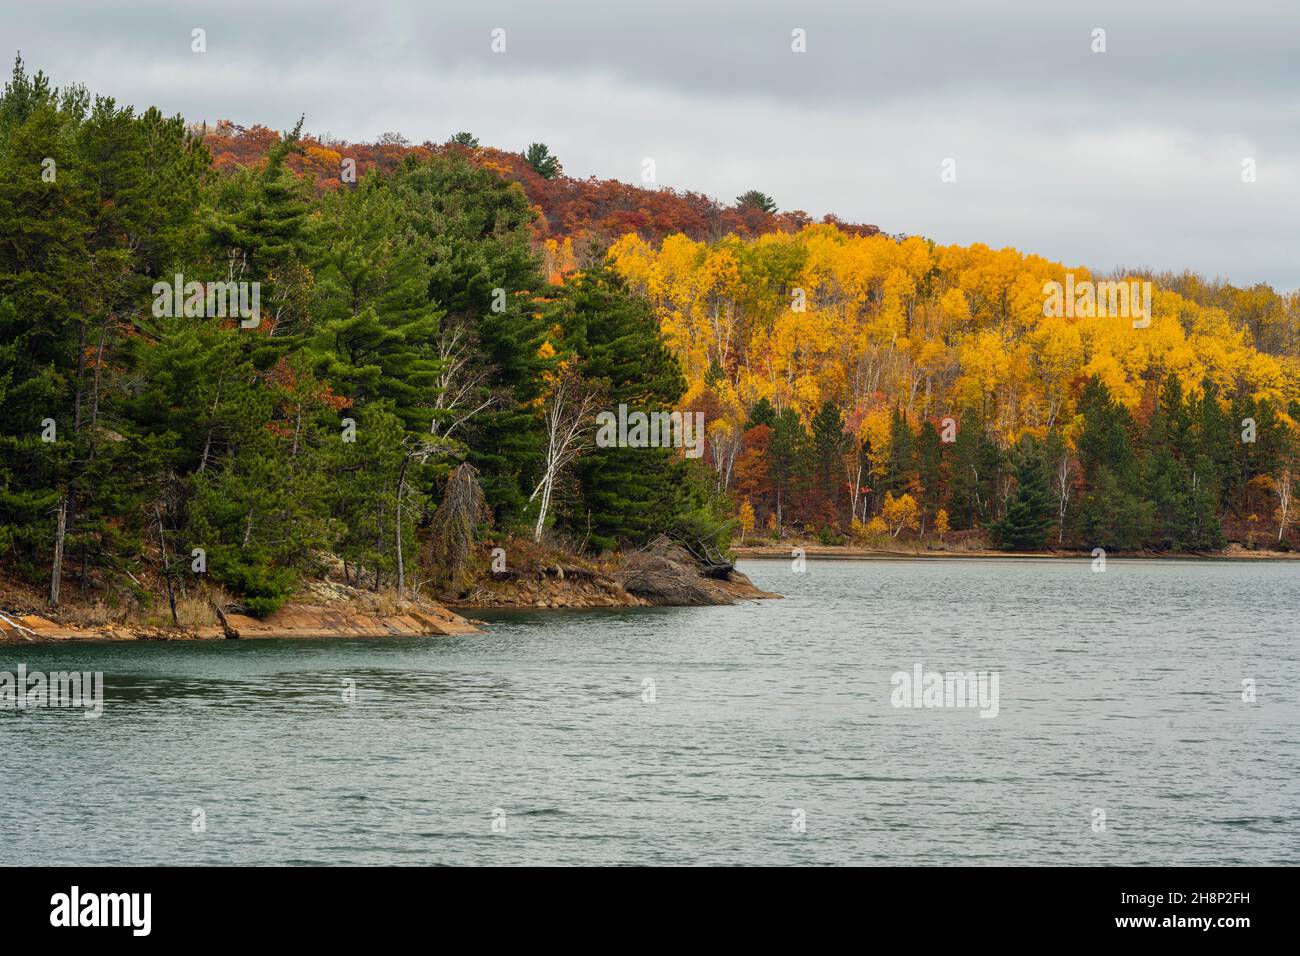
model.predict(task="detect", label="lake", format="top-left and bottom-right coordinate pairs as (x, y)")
top-left (1, 558), bottom-right (1295, 865)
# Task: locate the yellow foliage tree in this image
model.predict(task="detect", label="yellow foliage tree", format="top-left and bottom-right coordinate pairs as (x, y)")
top-left (882, 492), bottom-right (920, 538)
top-left (738, 499), bottom-right (756, 545)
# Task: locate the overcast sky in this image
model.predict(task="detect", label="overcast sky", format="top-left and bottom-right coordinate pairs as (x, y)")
top-left (9, 1), bottom-right (1300, 288)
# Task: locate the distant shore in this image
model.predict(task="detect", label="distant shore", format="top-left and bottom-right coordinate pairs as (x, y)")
top-left (732, 543), bottom-right (1300, 561)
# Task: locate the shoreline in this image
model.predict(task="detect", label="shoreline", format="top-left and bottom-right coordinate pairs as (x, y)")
top-left (732, 544), bottom-right (1300, 561)
top-left (16, 539), bottom-right (1284, 645)
top-left (1, 538), bottom-right (778, 645)
top-left (0, 599), bottom-right (482, 646)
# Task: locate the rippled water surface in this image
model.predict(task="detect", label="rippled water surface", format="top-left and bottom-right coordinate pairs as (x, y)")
top-left (2, 558), bottom-right (1296, 865)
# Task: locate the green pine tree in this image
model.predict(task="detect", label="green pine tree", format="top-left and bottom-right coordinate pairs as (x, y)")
top-left (990, 440), bottom-right (1055, 550)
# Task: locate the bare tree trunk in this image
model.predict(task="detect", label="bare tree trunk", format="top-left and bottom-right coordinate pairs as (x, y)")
top-left (1278, 470), bottom-right (1293, 543)
top-left (374, 506), bottom-right (382, 591)
top-left (198, 373), bottom-right (225, 474)
top-left (534, 479), bottom-right (554, 543)
top-left (528, 367), bottom-right (597, 543)
top-left (1054, 455), bottom-right (1073, 544)
top-left (49, 496), bottom-right (67, 608)
top-left (850, 458), bottom-right (863, 526)
top-left (155, 504), bottom-right (178, 626)
top-left (73, 322), bottom-right (86, 433)
top-left (291, 405), bottom-right (302, 459)
top-left (395, 457), bottom-right (410, 598)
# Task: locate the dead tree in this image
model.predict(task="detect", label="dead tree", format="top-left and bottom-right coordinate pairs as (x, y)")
top-left (49, 496), bottom-right (66, 608)
top-left (426, 463), bottom-right (488, 598)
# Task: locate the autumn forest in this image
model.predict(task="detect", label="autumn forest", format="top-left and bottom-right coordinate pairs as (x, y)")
top-left (3, 57), bottom-right (1299, 621)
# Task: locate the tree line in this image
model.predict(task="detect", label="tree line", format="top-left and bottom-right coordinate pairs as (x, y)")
top-left (0, 59), bottom-right (726, 617)
top-left (604, 223), bottom-right (1300, 551)
top-left (730, 375), bottom-right (1296, 550)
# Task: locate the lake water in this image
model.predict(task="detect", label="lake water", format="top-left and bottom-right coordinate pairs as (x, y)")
top-left (2, 558), bottom-right (1295, 866)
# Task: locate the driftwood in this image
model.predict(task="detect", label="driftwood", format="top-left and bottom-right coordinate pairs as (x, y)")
top-left (489, 563), bottom-right (598, 583)
top-left (210, 601), bottom-right (240, 639)
top-left (0, 610), bottom-right (37, 641)
top-left (667, 530), bottom-right (734, 578)
top-left (615, 535), bottom-right (732, 606)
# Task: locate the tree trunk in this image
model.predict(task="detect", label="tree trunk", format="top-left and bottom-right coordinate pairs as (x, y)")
top-left (49, 496), bottom-right (67, 608)
top-left (395, 456), bottom-right (410, 598)
top-left (156, 504), bottom-right (178, 626)
top-left (1278, 472), bottom-right (1292, 543)
top-left (374, 506), bottom-right (382, 591)
top-left (533, 466), bottom-right (553, 543)
top-left (198, 373), bottom-right (225, 474)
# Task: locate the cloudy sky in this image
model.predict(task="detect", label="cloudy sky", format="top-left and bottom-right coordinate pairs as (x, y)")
top-left (9, 1), bottom-right (1300, 288)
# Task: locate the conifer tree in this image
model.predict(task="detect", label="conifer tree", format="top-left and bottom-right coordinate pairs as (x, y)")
top-left (990, 439), bottom-right (1055, 550)
top-left (556, 267), bottom-right (690, 550)
top-left (810, 399), bottom-right (847, 522)
top-left (768, 406), bottom-right (811, 533)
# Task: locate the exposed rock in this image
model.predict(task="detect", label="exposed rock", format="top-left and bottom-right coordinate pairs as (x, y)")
top-left (614, 534), bottom-right (778, 606)
top-left (1, 598), bottom-right (478, 644)
top-left (213, 603), bottom-right (478, 640)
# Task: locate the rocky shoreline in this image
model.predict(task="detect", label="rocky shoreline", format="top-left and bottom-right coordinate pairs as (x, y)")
top-left (1, 537), bottom-right (777, 644)
top-left (450, 535), bottom-right (779, 609)
top-left (0, 598), bottom-right (481, 644)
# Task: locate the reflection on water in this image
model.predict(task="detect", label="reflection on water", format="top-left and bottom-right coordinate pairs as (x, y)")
top-left (1, 558), bottom-right (1295, 865)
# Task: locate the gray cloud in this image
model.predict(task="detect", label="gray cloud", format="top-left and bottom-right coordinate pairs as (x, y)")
top-left (8, 0), bottom-right (1299, 287)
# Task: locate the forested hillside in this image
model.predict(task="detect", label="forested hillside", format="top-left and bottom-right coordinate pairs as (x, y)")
top-left (199, 122), bottom-right (881, 252)
top-left (2, 57), bottom-right (1297, 626)
top-left (0, 59), bottom-right (726, 619)
top-left (607, 231), bottom-right (1300, 550)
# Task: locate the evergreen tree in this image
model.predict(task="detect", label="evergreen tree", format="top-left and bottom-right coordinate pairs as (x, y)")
top-left (556, 267), bottom-right (691, 551)
top-left (1143, 376), bottom-right (1224, 550)
top-left (917, 419), bottom-right (947, 521)
top-left (390, 152), bottom-right (548, 522)
top-left (1076, 376), bottom-right (1154, 549)
top-left (990, 440), bottom-right (1054, 550)
top-left (809, 399), bottom-right (847, 522)
top-left (949, 409), bottom-right (1001, 529)
top-left (746, 397), bottom-right (776, 430)
top-left (882, 408), bottom-right (917, 501)
top-left (768, 406), bottom-right (811, 533)
top-left (523, 142), bottom-right (561, 179)
top-left (736, 190), bottom-right (777, 213)
top-left (311, 174), bottom-right (443, 435)
top-left (1190, 378), bottom-right (1236, 512)
top-left (1079, 465), bottom-right (1156, 551)
top-left (204, 120), bottom-right (316, 371)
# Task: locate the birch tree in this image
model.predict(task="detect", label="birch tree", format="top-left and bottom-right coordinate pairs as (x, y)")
top-left (1274, 466), bottom-right (1294, 543)
top-left (529, 364), bottom-right (600, 542)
